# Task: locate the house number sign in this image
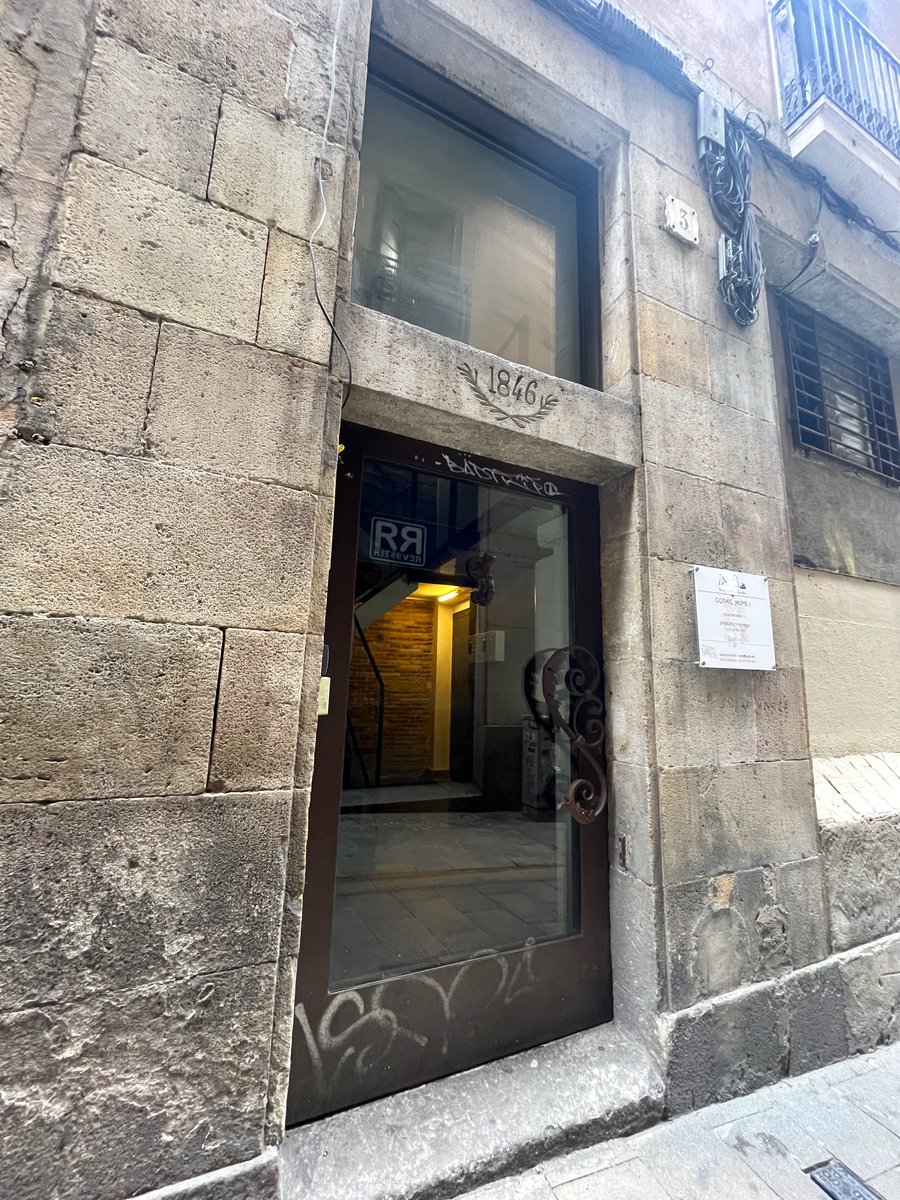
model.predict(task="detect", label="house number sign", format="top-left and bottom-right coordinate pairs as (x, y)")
top-left (692, 565), bottom-right (776, 671)
top-left (457, 361), bottom-right (560, 430)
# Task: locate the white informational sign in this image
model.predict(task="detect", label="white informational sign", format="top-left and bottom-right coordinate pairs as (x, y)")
top-left (692, 566), bottom-right (776, 671)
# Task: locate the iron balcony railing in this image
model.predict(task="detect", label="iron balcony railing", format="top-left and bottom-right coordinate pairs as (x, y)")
top-left (771, 0), bottom-right (900, 159)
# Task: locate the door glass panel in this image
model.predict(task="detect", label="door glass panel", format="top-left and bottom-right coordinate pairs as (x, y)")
top-left (330, 456), bottom-right (581, 989)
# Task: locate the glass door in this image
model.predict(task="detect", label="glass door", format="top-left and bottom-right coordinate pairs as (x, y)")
top-left (287, 426), bottom-right (611, 1125)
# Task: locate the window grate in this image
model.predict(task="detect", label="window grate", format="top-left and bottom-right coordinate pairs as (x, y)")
top-left (780, 297), bottom-right (900, 484)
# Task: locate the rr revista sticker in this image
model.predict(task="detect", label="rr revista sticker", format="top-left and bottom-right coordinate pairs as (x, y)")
top-left (368, 516), bottom-right (427, 567)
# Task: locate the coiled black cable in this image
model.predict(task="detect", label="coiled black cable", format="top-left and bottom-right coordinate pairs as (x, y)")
top-left (699, 113), bottom-right (764, 326)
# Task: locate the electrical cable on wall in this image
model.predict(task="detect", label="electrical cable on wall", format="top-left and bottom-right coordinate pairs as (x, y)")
top-left (697, 98), bottom-right (764, 326)
top-left (308, 0), bottom-right (353, 410)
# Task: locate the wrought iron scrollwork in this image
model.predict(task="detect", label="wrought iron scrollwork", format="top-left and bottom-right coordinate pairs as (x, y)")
top-left (466, 553), bottom-right (496, 606)
top-left (524, 645), bottom-right (608, 826)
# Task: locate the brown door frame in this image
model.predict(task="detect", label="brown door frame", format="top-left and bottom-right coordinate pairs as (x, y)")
top-left (286, 424), bottom-right (612, 1126)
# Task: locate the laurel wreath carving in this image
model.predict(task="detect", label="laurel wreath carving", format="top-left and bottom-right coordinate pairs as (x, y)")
top-left (457, 363), bottom-right (560, 430)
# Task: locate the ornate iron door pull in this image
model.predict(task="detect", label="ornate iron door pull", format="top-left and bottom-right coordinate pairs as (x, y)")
top-left (526, 646), bottom-right (608, 825)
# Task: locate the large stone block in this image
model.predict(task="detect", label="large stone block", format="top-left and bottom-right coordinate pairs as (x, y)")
top-left (256, 230), bottom-right (337, 364)
top-left (783, 962), bottom-right (848, 1075)
top-left (642, 376), bottom-right (785, 497)
top-left (79, 38), bottom-right (219, 197)
top-left (821, 815), bottom-right (900, 951)
top-left (665, 860), bottom-right (828, 1007)
top-left (609, 865), bottom-right (665, 1011)
top-left (0, 42), bottom-right (36, 173)
top-left (96, 0), bottom-right (294, 109)
top-left (601, 536), bottom-right (648, 661)
top-left (605, 657), bottom-right (654, 769)
top-left (706, 324), bottom-right (779, 422)
top-left (753, 668), bottom-right (809, 761)
top-left (0, 791), bottom-right (289, 1008)
top-left (0, 963), bottom-right (276, 1200)
top-left (147, 324), bottom-right (329, 489)
top-left (209, 97), bottom-right (345, 248)
top-left (652, 659), bottom-right (757, 769)
top-left (608, 761), bottom-right (657, 888)
top-left (0, 615), bottom-right (220, 803)
top-left (27, 287), bottom-right (158, 454)
top-left (839, 932), bottom-right (900, 1054)
top-left (777, 856), bottom-right (830, 969)
top-left (720, 485), bottom-right (793, 581)
top-left (208, 630), bottom-right (307, 792)
top-left (54, 156), bottom-right (267, 339)
top-left (664, 983), bottom-right (786, 1115)
top-left (265, 955), bottom-right (299, 1142)
top-left (0, 442), bottom-right (316, 630)
top-left (636, 295), bottom-right (709, 394)
top-left (286, 19), bottom-right (355, 142)
top-left (293, 633), bottom-right (324, 795)
top-left (658, 760), bottom-right (818, 886)
top-left (644, 464), bottom-right (724, 566)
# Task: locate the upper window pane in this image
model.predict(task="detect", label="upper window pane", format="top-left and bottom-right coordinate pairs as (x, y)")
top-left (780, 297), bottom-right (900, 484)
top-left (352, 80), bottom-right (582, 383)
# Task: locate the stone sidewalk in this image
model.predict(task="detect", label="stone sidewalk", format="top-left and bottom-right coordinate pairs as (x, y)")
top-left (464, 1041), bottom-right (900, 1200)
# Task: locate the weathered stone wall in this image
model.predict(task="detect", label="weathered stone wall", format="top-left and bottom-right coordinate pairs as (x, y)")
top-left (796, 571), bottom-right (900, 757)
top-left (0, 0), bottom-right (363, 1195)
top-left (0, 0), bottom-right (898, 1196)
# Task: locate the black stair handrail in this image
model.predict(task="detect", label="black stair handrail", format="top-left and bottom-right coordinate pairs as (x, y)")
top-left (353, 615), bottom-right (385, 788)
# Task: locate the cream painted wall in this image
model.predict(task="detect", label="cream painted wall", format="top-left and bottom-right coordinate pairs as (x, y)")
top-left (796, 569), bottom-right (900, 757)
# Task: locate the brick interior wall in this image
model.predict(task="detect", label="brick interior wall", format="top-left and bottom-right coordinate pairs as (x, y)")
top-left (348, 598), bottom-right (435, 784)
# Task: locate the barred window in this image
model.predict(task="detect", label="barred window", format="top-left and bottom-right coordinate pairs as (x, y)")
top-left (780, 297), bottom-right (900, 484)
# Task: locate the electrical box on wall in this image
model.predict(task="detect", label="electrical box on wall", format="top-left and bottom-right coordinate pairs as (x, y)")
top-left (697, 91), bottom-right (726, 146)
top-left (664, 195), bottom-right (700, 246)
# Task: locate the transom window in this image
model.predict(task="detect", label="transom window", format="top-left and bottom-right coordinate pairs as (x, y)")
top-left (780, 297), bottom-right (900, 483)
top-left (352, 45), bottom-right (597, 386)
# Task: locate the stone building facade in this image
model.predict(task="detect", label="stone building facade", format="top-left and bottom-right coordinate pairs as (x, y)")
top-left (0, 0), bottom-right (898, 1197)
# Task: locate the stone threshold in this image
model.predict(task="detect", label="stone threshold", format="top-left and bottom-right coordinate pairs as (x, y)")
top-left (278, 1022), bottom-right (665, 1200)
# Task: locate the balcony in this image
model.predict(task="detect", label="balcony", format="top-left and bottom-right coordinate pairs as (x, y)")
top-left (771, 0), bottom-right (900, 227)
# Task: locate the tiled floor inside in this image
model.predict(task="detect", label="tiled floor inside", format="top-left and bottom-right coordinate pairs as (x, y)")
top-left (330, 801), bottom-right (576, 987)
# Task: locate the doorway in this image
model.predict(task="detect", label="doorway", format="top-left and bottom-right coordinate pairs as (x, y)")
top-left (287, 426), bottom-right (612, 1125)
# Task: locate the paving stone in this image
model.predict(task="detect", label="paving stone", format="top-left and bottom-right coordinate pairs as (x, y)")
top-left (96, 0), bottom-right (294, 109)
top-left (633, 1118), bottom-right (783, 1200)
top-left (717, 1110), bottom-right (827, 1199)
top-left (0, 614), bottom-right (220, 803)
top-left (554, 1156), bottom-right (673, 1199)
top-left (868, 1166), bottom-right (900, 1200)
top-left (79, 38), bottom-right (219, 196)
top-left (771, 1086), bottom-right (900, 1179)
top-left (54, 156), bottom-right (267, 339)
top-left (836, 1068), bottom-right (900, 1140)
top-left (459, 1171), bottom-right (555, 1199)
